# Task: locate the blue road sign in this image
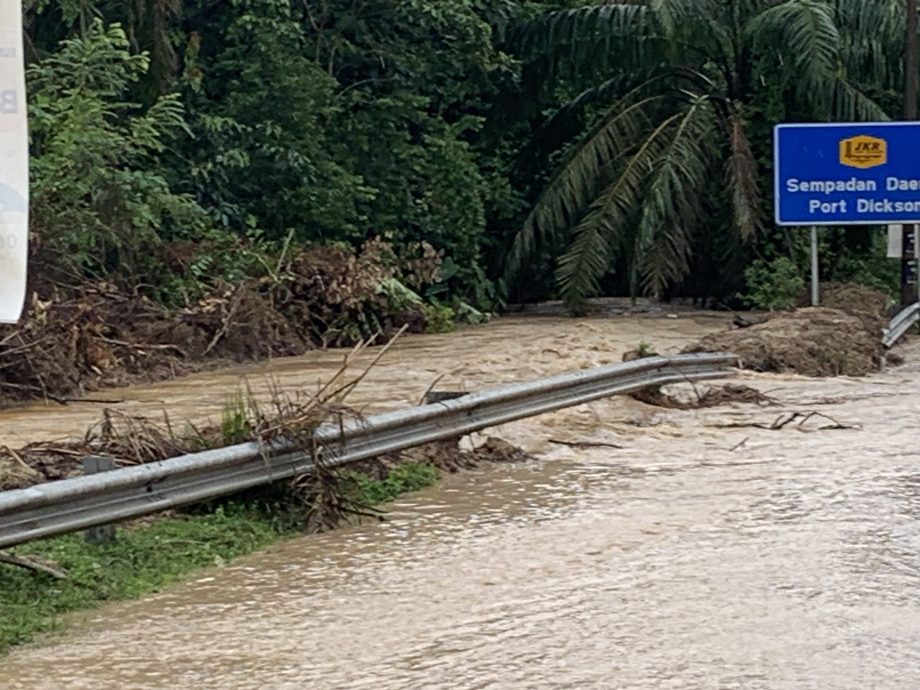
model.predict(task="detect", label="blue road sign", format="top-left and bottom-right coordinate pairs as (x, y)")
top-left (774, 122), bottom-right (920, 226)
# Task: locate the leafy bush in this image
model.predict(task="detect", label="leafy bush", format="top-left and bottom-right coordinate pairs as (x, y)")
top-left (349, 463), bottom-right (440, 505)
top-left (178, 1), bottom-right (366, 242)
top-left (421, 303), bottom-right (457, 333)
top-left (28, 21), bottom-right (209, 285)
top-left (742, 257), bottom-right (805, 311)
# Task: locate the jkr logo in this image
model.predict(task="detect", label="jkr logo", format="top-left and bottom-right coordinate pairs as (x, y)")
top-left (839, 135), bottom-right (887, 169)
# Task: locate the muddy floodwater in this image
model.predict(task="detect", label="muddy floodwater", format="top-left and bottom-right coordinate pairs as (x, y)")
top-left (0, 313), bottom-right (727, 445)
top-left (3, 314), bottom-right (920, 689)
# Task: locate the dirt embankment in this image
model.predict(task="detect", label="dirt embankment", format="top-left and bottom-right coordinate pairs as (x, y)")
top-left (0, 244), bottom-right (430, 405)
top-left (684, 284), bottom-right (893, 377)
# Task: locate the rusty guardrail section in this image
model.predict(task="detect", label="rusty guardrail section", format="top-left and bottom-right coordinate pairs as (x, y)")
top-left (0, 353), bottom-right (737, 548)
top-left (883, 302), bottom-right (920, 349)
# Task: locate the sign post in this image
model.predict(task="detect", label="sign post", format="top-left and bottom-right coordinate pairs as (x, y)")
top-left (775, 122), bottom-right (920, 306)
top-left (0, 0), bottom-right (27, 323)
top-left (903, 0), bottom-right (918, 308)
top-left (810, 226), bottom-right (819, 306)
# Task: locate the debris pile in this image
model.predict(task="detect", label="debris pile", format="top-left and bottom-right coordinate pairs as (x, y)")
top-left (631, 383), bottom-right (774, 409)
top-left (0, 242), bottom-right (438, 404)
top-left (684, 284), bottom-right (892, 377)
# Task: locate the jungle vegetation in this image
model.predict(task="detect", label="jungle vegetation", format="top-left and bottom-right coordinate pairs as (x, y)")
top-left (22, 0), bottom-right (916, 313)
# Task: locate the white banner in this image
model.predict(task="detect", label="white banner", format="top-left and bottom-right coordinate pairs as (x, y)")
top-left (0, 0), bottom-right (26, 323)
top-left (887, 224), bottom-right (920, 259)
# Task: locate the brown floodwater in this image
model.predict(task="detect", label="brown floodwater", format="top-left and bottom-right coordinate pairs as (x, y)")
top-left (3, 314), bottom-right (920, 689)
top-left (0, 313), bottom-right (726, 446)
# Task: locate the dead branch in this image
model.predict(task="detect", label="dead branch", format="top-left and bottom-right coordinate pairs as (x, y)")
top-left (711, 410), bottom-right (860, 432)
top-left (328, 324), bottom-right (409, 403)
top-left (0, 444), bottom-right (40, 476)
top-left (97, 335), bottom-right (188, 359)
top-left (311, 338), bottom-right (373, 403)
top-left (0, 552), bottom-right (69, 579)
top-left (202, 286), bottom-right (243, 357)
top-left (418, 373), bottom-right (447, 406)
top-left (729, 437), bottom-right (749, 452)
top-left (548, 439), bottom-right (625, 450)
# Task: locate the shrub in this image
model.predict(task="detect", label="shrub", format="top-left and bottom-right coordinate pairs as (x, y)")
top-left (742, 257), bottom-right (805, 311)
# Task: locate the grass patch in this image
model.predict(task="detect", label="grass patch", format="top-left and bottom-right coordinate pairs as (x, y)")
top-left (0, 504), bottom-right (287, 653)
top-left (0, 462), bottom-right (439, 655)
top-left (349, 462), bottom-right (440, 504)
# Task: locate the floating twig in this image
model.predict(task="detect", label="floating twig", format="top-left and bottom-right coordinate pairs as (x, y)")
top-left (548, 439), bottom-right (625, 450)
top-left (711, 410), bottom-right (860, 432)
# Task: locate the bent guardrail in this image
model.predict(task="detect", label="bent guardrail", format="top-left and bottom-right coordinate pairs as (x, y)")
top-left (0, 353), bottom-right (737, 549)
top-left (883, 303), bottom-right (920, 349)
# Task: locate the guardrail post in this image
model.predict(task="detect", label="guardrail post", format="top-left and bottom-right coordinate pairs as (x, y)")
top-left (83, 456), bottom-right (116, 545)
top-left (423, 391), bottom-right (467, 448)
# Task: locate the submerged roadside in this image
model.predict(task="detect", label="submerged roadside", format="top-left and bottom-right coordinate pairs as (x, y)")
top-left (0, 314), bottom-right (728, 655)
top-left (0, 296), bottom-right (901, 657)
top-left (0, 416), bottom-right (530, 656)
top-left (0, 460), bottom-right (441, 655)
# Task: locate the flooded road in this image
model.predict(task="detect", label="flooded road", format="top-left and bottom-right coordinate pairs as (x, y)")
top-left (0, 313), bottom-right (726, 446)
top-left (3, 315), bottom-right (920, 689)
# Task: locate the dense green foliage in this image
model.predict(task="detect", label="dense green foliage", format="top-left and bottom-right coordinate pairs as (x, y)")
top-left (29, 21), bottom-right (207, 286)
top-left (348, 463), bottom-right (441, 504)
top-left (21, 0), bottom-right (919, 314)
top-left (743, 257), bottom-right (805, 311)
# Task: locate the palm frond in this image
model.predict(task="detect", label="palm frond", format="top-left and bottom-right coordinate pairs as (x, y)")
top-left (832, 77), bottom-right (892, 122)
top-left (835, 0), bottom-right (904, 63)
top-left (516, 70), bottom-right (663, 172)
top-left (554, 110), bottom-right (684, 305)
top-left (747, 1), bottom-right (839, 104)
top-left (748, 0), bottom-right (891, 121)
top-left (538, 72), bottom-right (653, 134)
top-left (515, 2), bottom-right (653, 80)
top-left (832, 1), bottom-right (905, 94)
top-left (554, 222), bottom-right (616, 311)
top-left (635, 94), bottom-right (720, 297)
top-left (651, 0), bottom-right (716, 36)
top-left (725, 105), bottom-right (761, 240)
top-left (520, 2), bottom-right (650, 55)
top-left (652, 0), bottom-right (729, 57)
top-left (508, 83), bottom-right (666, 277)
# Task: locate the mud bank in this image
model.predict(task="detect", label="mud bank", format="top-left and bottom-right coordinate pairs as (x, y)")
top-left (685, 284), bottom-right (894, 377)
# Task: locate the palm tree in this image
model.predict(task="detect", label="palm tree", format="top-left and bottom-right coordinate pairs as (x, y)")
top-left (507, 0), bottom-right (907, 309)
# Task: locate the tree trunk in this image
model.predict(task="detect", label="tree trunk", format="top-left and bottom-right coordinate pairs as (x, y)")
top-left (907, 0), bottom-right (919, 120)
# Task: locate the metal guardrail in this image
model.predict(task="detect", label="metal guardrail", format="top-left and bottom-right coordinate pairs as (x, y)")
top-left (883, 302), bottom-right (920, 349)
top-left (0, 353), bottom-right (737, 549)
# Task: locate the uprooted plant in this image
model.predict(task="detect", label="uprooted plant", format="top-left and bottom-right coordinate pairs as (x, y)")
top-left (0, 331), bottom-right (403, 527)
